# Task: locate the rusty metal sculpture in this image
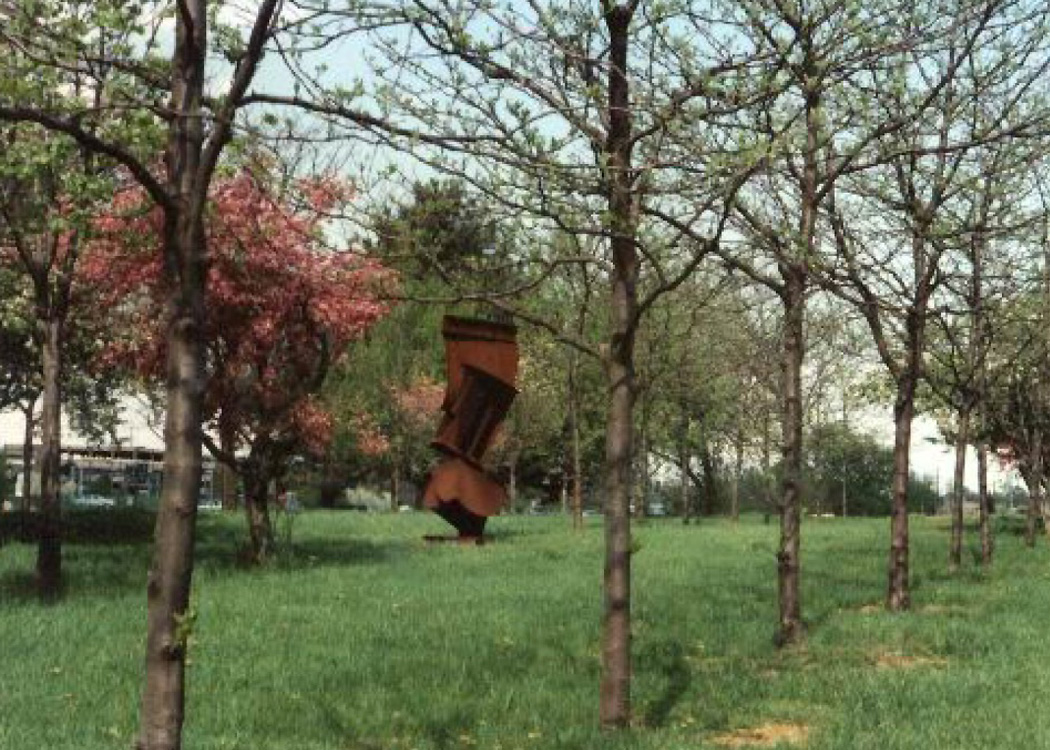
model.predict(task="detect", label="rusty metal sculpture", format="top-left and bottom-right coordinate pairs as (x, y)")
top-left (423, 315), bottom-right (518, 542)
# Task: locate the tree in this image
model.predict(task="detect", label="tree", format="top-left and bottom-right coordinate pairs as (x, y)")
top-left (924, 142), bottom-right (1039, 568)
top-left (825, 0), bottom-right (1050, 607)
top-left (0, 124), bottom-right (111, 596)
top-left (648, 0), bottom-right (1007, 637)
top-left (83, 171), bottom-right (390, 562)
top-left (0, 268), bottom-right (39, 512)
top-left (0, 0), bottom-right (289, 744)
top-left (299, 3), bottom-right (771, 726)
top-left (805, 424), bottom-right (894, 516)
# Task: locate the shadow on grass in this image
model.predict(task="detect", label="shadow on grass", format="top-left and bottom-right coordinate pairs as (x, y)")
top-left (0, 509), bottom-right (417, 604)
top-left (640, 640), bottom-right (691, 728)
top-left (301, 695), bottom-right (475, 750)
top-left (0, 508), bottom-right (156, 546)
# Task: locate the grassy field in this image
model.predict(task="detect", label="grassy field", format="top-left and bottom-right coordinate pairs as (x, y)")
top-left (2, 510), bottom-right (1049, 750)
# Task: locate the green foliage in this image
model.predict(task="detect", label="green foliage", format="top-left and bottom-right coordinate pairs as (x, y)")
top-left (907, 474), bottom-right (943, 516)
top-left (804, 424), bottom-right (895, 516)
top-left (370, 179), bottom-right (498, 280)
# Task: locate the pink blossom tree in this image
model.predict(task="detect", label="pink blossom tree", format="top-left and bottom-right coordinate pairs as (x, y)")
top-left (83, 170), bottom-right (391, 560)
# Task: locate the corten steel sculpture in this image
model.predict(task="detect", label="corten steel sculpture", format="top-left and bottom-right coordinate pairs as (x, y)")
top-left (423, 315), bottom-right (518, 541)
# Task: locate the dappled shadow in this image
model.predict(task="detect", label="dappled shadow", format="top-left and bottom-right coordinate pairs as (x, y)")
top-left (0, 510), bottom-right (418, 604)
top-left (640, 640), bottom-right (692, 728)
top-left (0, 508), bottom-right (155, 546)
top-left (292, 695), bottom-right (475, 750)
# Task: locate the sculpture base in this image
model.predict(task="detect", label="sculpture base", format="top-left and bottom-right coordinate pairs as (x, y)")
top-left (423, 534), bottom-right (487, 546)
top-left (431, 499), bottom-right (488, 538)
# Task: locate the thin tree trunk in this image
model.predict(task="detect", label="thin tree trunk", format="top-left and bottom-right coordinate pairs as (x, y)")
top-left (138, 0), bottom-right (279, 743)
top-left (731, 422), bottom-right (743, 522)
top-left (218, 462), bottom-right (236, 511)
top-left (391, 461), bottom-right (401, 513)
top-left (599, 5), bottom-right (637, 729)
top-left (841, 390), bottom-right (848, 518)
top-left (243, 472), bottom-right (274, 563)
top-left (776, 273), bottom-right (805, 645)
top-left (949, 407), bottom-right (970, 572)
top-left (698, 432), bottom-right (719, 516)
top-left (137, 299), bottom-right (205, 750)
top-left (35, 317), bottom-right (62, 599)
top-left (218, 423), bottom-right (237, 511)
top-left (507, 454), bottom-right (518, 512)
top-left (572, 406), bottom-right (584, 530)
top-left (977, 440), bottom-right (992, 565)
top-left (634, 398), bottom-right (650, 520)
top-left (678, 414), bottom-right (692, 525)
top-left (1041, 476), bottom-right (1050, 542)
top-left (600, 348), bottom-right (634, 729)
top-left (887, 380), bottom-right (916, 611)
top-left (135, 0), bottom-right (214, 741)
top-left (1024, 430), bottom-right (1042, 548)
top-left (21, 399), bottom-right (35, 513)
top-left (568, 359), bottom-right (584, 529)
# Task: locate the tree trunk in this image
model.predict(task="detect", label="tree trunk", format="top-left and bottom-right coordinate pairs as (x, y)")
top-left (138, 10), bottom-right (208, 738)
top-left (243, 471), bottom-right (274, 563)
top-left (977, 440), bottom-right (992, 565)
top-left (698, 430), bottom-right (719, 516)
top-left (600, 349), bottom-right (634, 729)
top-left (776, 272), bottom-right (805, 645)
top-left (137, 296), bottom-right (205, 750)
top-left (572, 408), bottom-right (584, 530)
top-left (949, 407), bottom-right (970, 572)
top-left (599, 5), bottom-right (637, 730)
top-left (1024, 430), bottom-right (1042, 548)
top-left (21, 399), bottom-right (35, 513)
top-left (218, 462), bottom-right (236, 511)
top-left (218, 423), bottom-right (238, 511)
top-left (391, 460), bottom-right (401, 513)
top-left (678, 414), bottom-right (692, 525)
top-left (731, 422), bottom-right (743, 522)
top-left (568, 360), bottom-right (584, 530)
top-left (35, 317), bottom-right (62, 599)
top-left (887, 380), bottom-right (916, 611)
top-left (137, 0), bottom-right (278, 742)
top-left (507, 453), bottom-right (518, 512)
top-left (634, 399), bottom-right (650, 520)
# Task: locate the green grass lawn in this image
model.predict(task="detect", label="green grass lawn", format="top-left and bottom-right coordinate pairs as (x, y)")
top-left (2, 510), bottom-right (1049, 749)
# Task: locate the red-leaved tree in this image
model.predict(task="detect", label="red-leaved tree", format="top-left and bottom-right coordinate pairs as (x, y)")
top-left (82, 170), bottom-right (391, 560)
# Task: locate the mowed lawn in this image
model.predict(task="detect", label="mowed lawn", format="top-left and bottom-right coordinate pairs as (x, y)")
top-left (2, 510), bottom-right (1050, 750)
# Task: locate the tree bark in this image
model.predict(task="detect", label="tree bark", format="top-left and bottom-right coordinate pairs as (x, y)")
top-left (243, 471), bottom-right (274, 563)
top-left (977, 440), bottom-right (992, 565)
top-left (949, 407), bottom-right (970, 572)
top-left (35, 317), bottom-right (63, 599)
top-left (599, 5), bottom-right (637, 730)
top-left (218, 422), bottom-right (238, 511)
top-left (776, 271), bottom-right (805, 645)
top-left (634, 397), bottom-right (650, 520)
top-left (731, 422), bottom-right (743, 522)
top-left (391, 460), bottom-right (401, 513)
top-left (887, 380), bottom-right (916, 611)
top-left (678, 414), bottom-right (692, 525)
top-left (21, 398), bottom-right (35, 513)
top-left (137, 2), bottom-right (208, 743)
top-left (507, 453), bottom-right (518, 512)
top-left (698, 423), bottom-right (719, 516)
top-left (568, 355), bottom-right (584, 530)
top-left (137, 298), bottom-right (205, 750)
top-left (1024, 430), bottom-right (1042, 548)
